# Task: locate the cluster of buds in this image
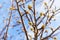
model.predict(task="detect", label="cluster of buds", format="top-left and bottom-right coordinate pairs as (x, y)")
top-left (25, 10), bottom-right (30, 14)
top-left (29, 22), bottom-right (33, 26)
top-left (45, 30), bottom-right (48, 33)
top-left (28, 4), bottom-right (32, 10)
top-left (9, 6), bottom-right (16, 10)
top-left (30, 27), bottom-right (34, 32)
top-left (41, 24), bottom-right (45, 29)
top-left (20, 12), bottom-right (23, 16)
top-left (40, 12), bottom-right (45, 16)
top-left (52, 10), bottom-right (55, 13)
top-left (47, 14), bottom-right (51, 18)
top-left (44, 2), bottom-right (47, 6)
top-left (53, 37), bottom-right (57, 40)
top-left (17, 20), bottom-right (21, 24)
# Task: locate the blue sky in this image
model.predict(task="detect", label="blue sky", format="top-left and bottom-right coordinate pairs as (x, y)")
top-left (0, 0), bottom-right (60, 40)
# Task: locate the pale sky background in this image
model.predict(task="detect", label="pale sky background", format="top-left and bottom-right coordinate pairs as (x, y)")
top-left (0, 0), bottom-right (60, 40)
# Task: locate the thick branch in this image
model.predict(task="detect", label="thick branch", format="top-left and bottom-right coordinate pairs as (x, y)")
top-left (15, 0), bottom-right (29, 40)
